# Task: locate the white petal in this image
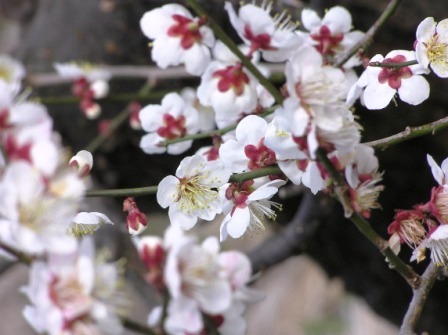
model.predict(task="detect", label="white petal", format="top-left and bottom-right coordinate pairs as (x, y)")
top-left (227, 208), bottom-right (250, 238)
top-left (416, 17), bottom-right (436, 42)
top-left (398, 75), bottom-right (430, 105)
top-left (169, 204), bottom-right (198, 230)
top-left (363, 82), bottom-right (396, 110)
top-left (427, 154), bottom-right (444, 185)
top-left (322, 6), bottom-right (352, 33)
top-left (157, 176), bottom-right (180, 208)
top-left (301, 9), bottom-right (321, 31)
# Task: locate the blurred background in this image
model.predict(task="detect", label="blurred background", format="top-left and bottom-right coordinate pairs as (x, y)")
top-left (1, 0), bottom-right (448, 334)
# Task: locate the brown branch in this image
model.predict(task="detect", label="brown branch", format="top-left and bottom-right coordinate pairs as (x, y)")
top-left (365, 116), bottom-right (448, 151)
top-left (0, 241), bottom-right (36, 265)
top-left (315, 149), bottom-right (420, 287)
top-left (399, 262), bottom-right (441, 335)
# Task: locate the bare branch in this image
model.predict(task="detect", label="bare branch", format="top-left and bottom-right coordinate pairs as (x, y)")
top-left (399, 262), bottom-right (442, 335)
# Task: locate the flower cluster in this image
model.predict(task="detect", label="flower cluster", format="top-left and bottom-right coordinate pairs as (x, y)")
top-left (134, 226), bottom-right (262, 335)
top-left (388, 155), bottom-right (448, 266)
top-left (22, 238), bottom-right (127, 335)
top-left (54, 62), bottom-right (111, 119)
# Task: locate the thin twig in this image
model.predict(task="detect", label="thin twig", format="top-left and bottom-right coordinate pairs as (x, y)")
top-left (84, 166), bottom-right (282, 198)
top-left (85, 83), bottom-right (154, 153)
top-left (399, 262), bottom-right (441, 335)
top-left (121, 317), bottom-right (158, 335)
top-left (365, 116), bottom-right (448, 151)
top-left (0, 241), bottom-right (36, 265)
top-left (27, 64), bottom-right (285, 88)
top-left (334, 0), bottom-right (402, 67)
top-left (316, 149), bottom-right (420, 287)
top-left (369, 60), bottom-right (418, 68)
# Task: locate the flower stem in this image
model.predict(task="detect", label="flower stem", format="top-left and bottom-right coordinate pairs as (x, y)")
top-left (121, 317), bottom-right (158, 335)
top-left (85, 186), bottom-right (159, 198)
top-left (316, 149), bottom-right (420, 287)
top-left (334, 0), bottom-right (402, 67)
top-left (84, 166), bottom-right (282, 197)
top-left (0, 241), bottom-right (36, 265)
top-left (369, 60), bottom-right (418, 68)
top-left (185, 0), bottom-right (284, 105)
top-left (364, 115), bottom-right (448, 151)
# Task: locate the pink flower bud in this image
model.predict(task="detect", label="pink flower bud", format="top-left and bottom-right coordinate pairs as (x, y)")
top-left (69, 150), bottom-right (93, 177)
top-left (123, 197), bottom-right (148, 236)
top-left (129, 101), bottom-right (142, 130)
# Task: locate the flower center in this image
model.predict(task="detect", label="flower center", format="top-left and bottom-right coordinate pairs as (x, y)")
top-left (177, 175), bottom-right (217, 214)
top-left (225, 180), bottom-right (254, 214)
top-left (425, 35), bottom-right (448, 65)
top-left (167, 15), bottom-right (204, 49)
top-left (244, 138), bottom-right (276, 170)
top-left (213, 64), bottom-right (249, 96)
top-left (244, 25), bottom-right (274, 54)
top-left (377, 55), bottom-right (412, 89)
top-left (49, 274), bottom-right (92, 319)
top-left (157, 114), bottom-right (186, 139)
top-left (0, 66), bottom-right (12, 82)
top-left (4, 135), bottom-right (32, 163)
top-left (310, 25), bottom-right (344, 56)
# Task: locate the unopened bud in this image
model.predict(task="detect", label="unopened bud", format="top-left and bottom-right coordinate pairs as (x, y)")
top-left (69, 150), bottom-right (93, 177)
top-left (90, 79), bottom-right (109, 99)
top-left (123, 197), bottom-right (148, 236)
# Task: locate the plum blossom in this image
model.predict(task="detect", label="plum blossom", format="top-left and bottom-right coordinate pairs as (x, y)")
top-left (197, 41), bottom-right (259, 128)
top-left (219, 115), bottom-right (276, 173)
top-left (415, 17), bottom-right (448, 78)
top-left (344, 144), bottom-right (384, 218)
top-left (0, 161), bottom-right (83, 256)
top-left (54, 62), bottom-right (111, 119)
top-left (300, 6), bottom-right (364, 67)
top-left (22, 238), bottom-right (126, 335)
top-left (224, 1), bottom-right (302, 61)
top-left (140, 4), bottom-right (215, 76)
top-left (347, 50), bottom-right (430, 110)
top-left (140, 227), bottom-right (261, 335)
top-left (181, 87), bottom-right (216, 132)
top-left (219, 179), bottom-right (285, 241)
top-left (157, 155), bottom-right (231, 230)
top-left (139, 92), bottom-right (199, 155)
top-left (411, 225), bottom-right (448, 266)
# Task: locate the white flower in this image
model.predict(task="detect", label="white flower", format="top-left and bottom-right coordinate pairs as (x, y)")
top-left (54, 62), bottom-right (111, 99)
top-left (22, 238), bottom-right (125, 335)
top-left (219, 179), bottom-right (285, 241)
top-left (0, 162), bottom-right (81, 255)
top-left (197, 41), bottom-right (258, 128)
top-left (219, 115), bottom-right (276, 173)
top-left (140, 4), bottom-right (215, 76)
top-left (300, 6), bottom-right (364, 67)
top-left (285, 46), bottom-right (349, 125)
top-left (415, 17), bottom-right (448, 78)
top-left (157, 155), bottom-right (231, 230)
top-left (348, 50), bottom-right (430, 110)
top-left (224, 1), bottom-right (302, 61)
top-left (164, 230), bottom-right (231, 334)
top-left (411, 225), bottom-right (448, 266)
top-left (139, 92), bottom-right (199, 155)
